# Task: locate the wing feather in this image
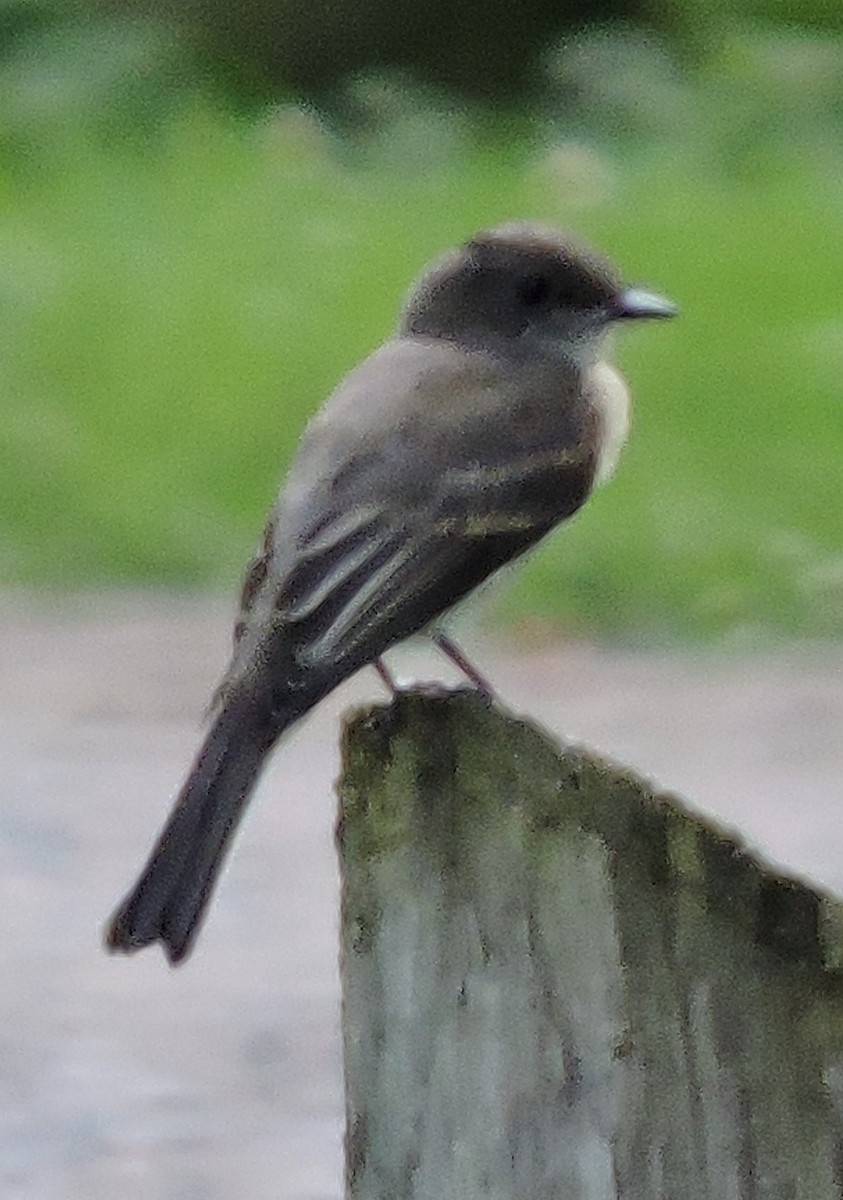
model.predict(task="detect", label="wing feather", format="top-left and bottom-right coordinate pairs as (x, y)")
top-left (286, 442), bottom-right (597, 669)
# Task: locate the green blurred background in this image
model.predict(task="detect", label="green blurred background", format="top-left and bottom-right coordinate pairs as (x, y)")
top-left (2, 0), bottom-right (841, 643)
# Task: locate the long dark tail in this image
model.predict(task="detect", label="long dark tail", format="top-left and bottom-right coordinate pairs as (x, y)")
top-left (105, 694), bottom-right (294, 965)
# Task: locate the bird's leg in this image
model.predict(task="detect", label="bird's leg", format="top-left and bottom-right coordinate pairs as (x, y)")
top-left (373, 657), bottom-right (401, 697)
top-left (431, 631), bottom-right (495, 701)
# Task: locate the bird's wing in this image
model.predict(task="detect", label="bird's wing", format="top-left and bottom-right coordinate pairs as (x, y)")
top-left (276, 436), bottom-right (597, 675)
top-left (225, 337), bottom-right (597, 689)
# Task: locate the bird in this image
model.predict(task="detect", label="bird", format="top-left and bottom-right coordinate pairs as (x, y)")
top-left (105, 221), bottom-right (676, 964)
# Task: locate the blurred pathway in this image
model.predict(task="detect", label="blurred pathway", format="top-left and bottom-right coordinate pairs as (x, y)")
top-left (1, 592), bottom-right (842, 1199)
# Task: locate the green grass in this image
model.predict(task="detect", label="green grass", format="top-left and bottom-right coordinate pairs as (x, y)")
top-left (1, 23), bottom-right (842, 643)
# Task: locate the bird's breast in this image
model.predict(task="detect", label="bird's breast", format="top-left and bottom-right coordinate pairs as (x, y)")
top-left (584, 360), bottom-right (631, 485)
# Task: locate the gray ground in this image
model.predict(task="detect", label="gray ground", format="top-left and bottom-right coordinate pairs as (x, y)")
top-left (2, 591), bottom-right (842, 1199)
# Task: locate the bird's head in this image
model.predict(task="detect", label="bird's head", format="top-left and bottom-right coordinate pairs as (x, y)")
top-left (400, 222), bottom-right (676, 359)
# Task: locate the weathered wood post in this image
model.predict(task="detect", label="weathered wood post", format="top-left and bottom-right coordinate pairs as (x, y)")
top-left (336, 689), bottom-right (843, 1200)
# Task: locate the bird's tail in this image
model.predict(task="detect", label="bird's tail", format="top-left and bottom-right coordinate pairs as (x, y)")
top-left (105, 693), bottom-right (293, 965)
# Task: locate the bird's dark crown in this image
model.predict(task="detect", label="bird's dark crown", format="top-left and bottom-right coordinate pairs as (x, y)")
top-left (400, 222), bottom-right (623, 345)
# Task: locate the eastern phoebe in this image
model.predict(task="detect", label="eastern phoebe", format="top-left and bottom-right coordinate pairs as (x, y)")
top-left (106, 221), bottom-right (675, 964)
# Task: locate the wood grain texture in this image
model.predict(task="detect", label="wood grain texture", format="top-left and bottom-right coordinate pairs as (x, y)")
top-left (336, 690), bottom-right (843, 1200)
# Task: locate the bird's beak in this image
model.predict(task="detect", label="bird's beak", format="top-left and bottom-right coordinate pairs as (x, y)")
top-left (610, 288), bottom-right (677, 321)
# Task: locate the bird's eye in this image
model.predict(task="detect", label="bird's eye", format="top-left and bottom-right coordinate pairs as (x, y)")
top-left (518, 274), bottom-right (552, 307)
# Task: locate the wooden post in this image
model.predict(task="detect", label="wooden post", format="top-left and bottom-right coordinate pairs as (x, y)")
top-left (336, 689), bottom-right (843, 1200)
